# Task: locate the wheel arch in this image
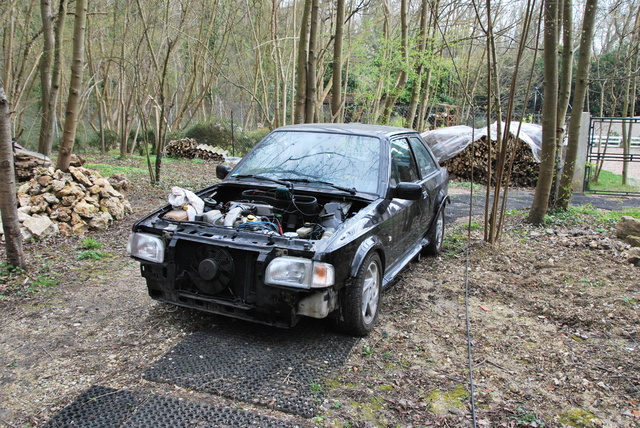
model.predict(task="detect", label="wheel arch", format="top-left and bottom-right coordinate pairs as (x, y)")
top-left (349, 236), bottom-right (385, 280)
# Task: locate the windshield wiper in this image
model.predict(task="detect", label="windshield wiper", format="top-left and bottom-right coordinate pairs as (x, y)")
top-left (283, 178), bottom-right (357, 195)
top-left (231, 174), bottom-right (291, 187)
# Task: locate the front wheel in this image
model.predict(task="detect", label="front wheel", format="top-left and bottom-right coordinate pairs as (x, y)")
top-left (424, 208), bottom-right (445, 256)
top-left (334, 252), bottom-right (382, 336)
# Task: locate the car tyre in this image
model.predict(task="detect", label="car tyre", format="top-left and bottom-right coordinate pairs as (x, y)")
top-left (424, 208), bottom-right (445, 256)
top-left (335, 252), bottom-right (382, 336)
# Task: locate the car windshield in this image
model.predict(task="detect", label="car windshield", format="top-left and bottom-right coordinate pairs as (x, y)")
top-left (232, 130), bottom-right (382, 194)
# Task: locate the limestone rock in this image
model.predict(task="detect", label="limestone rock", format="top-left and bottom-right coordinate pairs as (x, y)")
top-left (23, 214), bottom-right (59, 239)
top-left (100, 197), bottom-right (126, 220)
top-left (628, 247), bottom-right (640, 267)
top-left (69, 166), bottom-right (93, 187)
top-left (616, 216), bottom-right (640, 240)
top-left (74, 200), bottom-right (99, 218)
top-left (57, 222), bottom-right (72, 237)
top-left (89, 212), bottom-right (113, 230)
top-left (108, 173), bottom-right (131, 195)
top-left (626, 235), bottom-right (640, 247)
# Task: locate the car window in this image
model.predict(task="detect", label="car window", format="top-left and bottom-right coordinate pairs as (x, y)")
top-left (409, 136), bottom-right (439, 178)
top-left (232, 131), bottom-right (381, 194)
top-left (390, 138), bottom-right (419, 185)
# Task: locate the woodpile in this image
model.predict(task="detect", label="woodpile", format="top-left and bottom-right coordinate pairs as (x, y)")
top-left (165, 138), bottom-right (227, 162)
top-left (14, 150), bottom-right (52, 182)
top-left (14, 148), bottom-right (85, 182)
top-left (14, 166), bottom-right (133, 238)
top-left (442, 136), bottom-right (539, 187)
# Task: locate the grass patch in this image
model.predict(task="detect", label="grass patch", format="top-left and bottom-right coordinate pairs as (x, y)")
top-left (84, 162), bottom-right (145, 178)
top-left (587, 169), bottom-right (640, 194)
top-left (77, 238), bottom-right (110, 260)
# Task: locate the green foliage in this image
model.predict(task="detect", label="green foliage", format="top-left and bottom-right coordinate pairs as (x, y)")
top-left (81, 237), bottom-right (103, 250)
top-left (87, 130), bottom-right (120, 151)
top-left (185, 122), bottom-right (233, 148)
top-left (513, 407), bottom-right (545, 426)
top-left (77, 238), bottom-right (110, 260)
top-left (77, 250), bottom-right (111, 261)
top-left (184, 121), bottom-right (264, 157)
top-left (78, 239), bottom-right (108, 259)
top-left (544, 204), bottom-right (640, 228)
top-left (84, 162), bottom-right (145, 178)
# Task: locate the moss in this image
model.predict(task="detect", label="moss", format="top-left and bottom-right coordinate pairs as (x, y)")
top-left (557, 408), bottom-right (598, 427)
top-left (424, 385), bottom-right (470, 414)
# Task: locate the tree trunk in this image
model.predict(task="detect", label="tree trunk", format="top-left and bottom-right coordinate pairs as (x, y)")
top-left (528, 0), bottom-right (559, 224)
top-left (380, 0), bottom-right (408, 125)
top-left (331, 0), bottom-right (345, 122)
top-left (56, 0), bottom-right (86, 172)
top-left (38, 0), bottom-right (66, 157)
top-left (406, 0), bottom-right (429, 129)
top-left (305, 0), bottom-right (319, 123)
top-left (0, 84), bottom-right (25, 269)
top-left (550, 0), bottom-right (573, 205)
top-left (294, 0), bottom-right (312, 124)
top-left (557, 0), bottom-right (598, 210)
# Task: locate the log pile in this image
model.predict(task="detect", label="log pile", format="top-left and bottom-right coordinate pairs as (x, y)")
top-left (442, 136), bottom-right (539, 187)
top-left (14, 149), bottom-right (85, 182)
top-left (14, 151), bottom-right (52, 182)
top-left (165, 138), bottom-right (227, 162)
top-left (14, 166), bottom-right (133, 238)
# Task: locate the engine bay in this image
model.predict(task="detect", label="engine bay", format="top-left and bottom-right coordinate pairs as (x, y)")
top-left (161, 185), bottom-right (366, 241)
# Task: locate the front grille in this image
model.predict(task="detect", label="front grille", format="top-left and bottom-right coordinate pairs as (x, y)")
top-left (174, 241), bottom-right (258, 301)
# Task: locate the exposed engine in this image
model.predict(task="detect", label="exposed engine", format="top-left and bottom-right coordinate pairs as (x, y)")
top-left (163, 186), bottom-right (357, 240)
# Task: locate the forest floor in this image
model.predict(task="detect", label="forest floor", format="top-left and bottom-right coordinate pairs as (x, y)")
top-left (1, 154), bottom-right (640, 427)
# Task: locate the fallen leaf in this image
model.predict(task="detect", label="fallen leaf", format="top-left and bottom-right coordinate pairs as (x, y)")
top-left (480, 305), bottom-right (490, 312)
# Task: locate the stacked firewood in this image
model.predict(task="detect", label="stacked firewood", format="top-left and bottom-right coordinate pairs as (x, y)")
top-left (165, 138), bottom-right (227, 162)
top-left (14, 152), bottom-right (52, 182)
top-left (442, 136), bottom-right (539, 187)
top-left (15, 166), bottom-right (133, 238)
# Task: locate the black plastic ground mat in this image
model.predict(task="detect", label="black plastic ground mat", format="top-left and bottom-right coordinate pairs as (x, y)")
top-left (43, 385), bottom-right (299, 427)
top-left (143, 320), bottom-right (358, 418)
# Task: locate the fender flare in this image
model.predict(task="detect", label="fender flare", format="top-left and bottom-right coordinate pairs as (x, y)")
top-left (349, 236), bottom-right (384, 279)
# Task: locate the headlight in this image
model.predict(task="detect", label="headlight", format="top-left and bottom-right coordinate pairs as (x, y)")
top-left (265, 257), bottom-right (334, 289)
top-left (127, 233), bottom-right (165, 263)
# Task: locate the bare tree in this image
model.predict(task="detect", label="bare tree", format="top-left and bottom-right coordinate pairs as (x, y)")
top-left (37, 0), bottom-right (66, 156)
top-left (331, 0), bottom-right (346, 122)
top-left (294, 0), bottom-right (312, 124)
top-left (56, 0), bottom-right (86, 172)
top-left (528, 0), bottom-right (559, 224)
top-left (557, 0), bottom-right (598, 209)
top-left (0, 83), bottom-right (25, 269)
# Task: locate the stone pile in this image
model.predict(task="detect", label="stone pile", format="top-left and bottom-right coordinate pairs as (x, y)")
top-left (9, 166), bottom-right (133, 239)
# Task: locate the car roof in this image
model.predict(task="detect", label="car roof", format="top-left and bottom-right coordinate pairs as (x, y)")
top-left (273, 123), bottom-right (418, 139)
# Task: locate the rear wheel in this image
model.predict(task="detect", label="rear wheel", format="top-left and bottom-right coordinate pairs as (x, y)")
top-left (334, 252), bottom-right (382, 336)
top-left (424, 208), bottom-right (445, 255)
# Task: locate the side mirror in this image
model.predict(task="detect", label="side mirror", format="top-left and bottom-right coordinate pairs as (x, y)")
top-left (216, 164), bottom-right (232, 179)
top-left (391, 182), bottom-right (422, 200)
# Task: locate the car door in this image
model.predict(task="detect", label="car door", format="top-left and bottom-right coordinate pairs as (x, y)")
top-left (388, 137), bottom-right (423, 259)
top-left (408, 135), bottom-right (441, 231)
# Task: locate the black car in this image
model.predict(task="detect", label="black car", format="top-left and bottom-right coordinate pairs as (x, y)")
top-left (127, 124), bottom-right (449, 336)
